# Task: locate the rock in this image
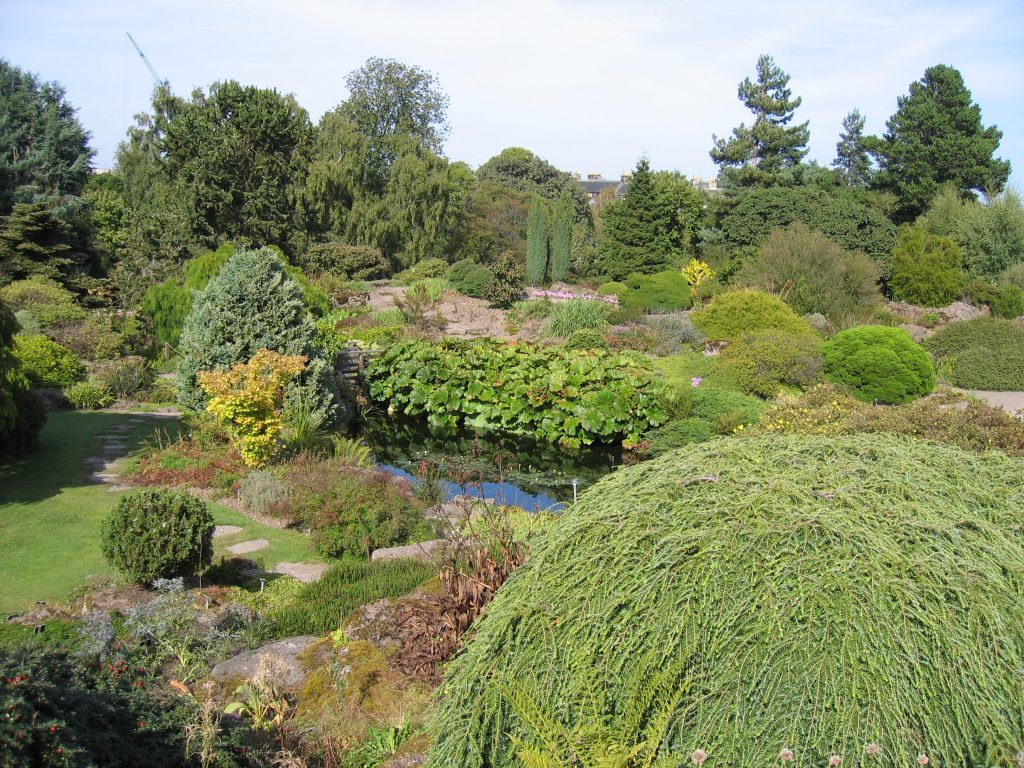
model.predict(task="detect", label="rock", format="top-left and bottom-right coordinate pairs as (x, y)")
top-left (213, 525), bottom-right (244, 538)
top-left (209, 636), bottom-right (319, 690)
top-left (371, 540), bottom-right (446, 563)
top-left (898, 323), bottom-right (930, 342)
top-left (272, 562), bottom-right (329, 583)
top-left (227, 539), bottom-right (269, 555)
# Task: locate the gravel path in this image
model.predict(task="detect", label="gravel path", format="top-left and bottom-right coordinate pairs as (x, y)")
top-left (955, 389), bottom-right (1024, 420)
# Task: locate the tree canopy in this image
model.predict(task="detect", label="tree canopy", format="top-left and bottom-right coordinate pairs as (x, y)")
top-left (869, 64), bottom-right (1010, 221)
top-left (833, 109), bottom-right (872, 186)
top-left (338, 57), bottom-right (450, 189)
top-left (476, 147), bottom-right (590, 222)
top-left (0, 59), bottom-right (94, 216)
top-left (710, 54), bottom-right (809, 187)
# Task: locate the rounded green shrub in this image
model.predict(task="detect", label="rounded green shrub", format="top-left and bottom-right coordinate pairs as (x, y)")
top-left (923, 317), bottom-right (1024, 390)
top-left (717, 329), bottom-right (823, 398)
top-left (395, 257), bottom-right (451, 284)
top-left (691, 289), bottom-right (814, 341)
top-left (297, 242), bottom-right (390, 280)
top-left (100, 489), bottom-right (214, 584)
top-left (623, 270), bottom-right (692, 312)
top-left (644, 417), bottom-right (715, 454)
top-left (446, 258), bottom-right (494, 298)
top-left (429, 434), bottom-right (1024, 768)
top-left (13, 334), bottom-right (83, 387)
top-left (64, 380), bottom-right (114, 409)
top-left (561, 328), bottom-right (608, 351)
top-left (821, 326), bottom-right (933, 404)
top-left (964, 279), bottom-right (1024, 319)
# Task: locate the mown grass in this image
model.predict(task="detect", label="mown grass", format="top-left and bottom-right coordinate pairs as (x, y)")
top-left (0, 410), bottom-right (319, 614)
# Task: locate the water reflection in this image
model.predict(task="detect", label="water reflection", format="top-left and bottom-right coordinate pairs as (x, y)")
top-left (354, 416), bottom-right (621, 510)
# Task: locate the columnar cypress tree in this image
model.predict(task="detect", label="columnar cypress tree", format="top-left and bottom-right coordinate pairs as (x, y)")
top-left (833, 109), bottom-right (872, 186)
top-left (549, 191), bottom-right (573, 282)
top-left (526, 196), bottom-right (550, 286)
top-left (595, 159), bottom-right (674, 279)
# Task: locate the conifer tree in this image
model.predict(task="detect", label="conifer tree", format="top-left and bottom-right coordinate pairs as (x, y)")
top-left (596, 159), bottom-right (674, 279)
top-left (526, 196), bottom-right (550, 286)
top-left (869, 64), bottom-right (1010, 222)
top-left (833, 109), bottom-right (872, 186)
top-left (549, 191), bottom-right (573, 282)
top-left (710, 55), bottom-right (809, 187)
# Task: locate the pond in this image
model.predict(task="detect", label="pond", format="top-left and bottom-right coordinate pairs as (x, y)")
top-left (354, 415), bottom-right (622, 511)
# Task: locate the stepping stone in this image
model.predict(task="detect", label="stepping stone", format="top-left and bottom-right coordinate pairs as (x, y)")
top-left (108, 484), bottom-right (134, 493)
top-left (213, 525), bottom-right (244, 538)
top-left (272, 562), bottom-right (329, 583)
top-left (227, 539), bottom-right (269, 555)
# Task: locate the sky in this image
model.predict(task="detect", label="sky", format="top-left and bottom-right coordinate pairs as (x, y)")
top-left (2, 0), bottom-right (1022, 186)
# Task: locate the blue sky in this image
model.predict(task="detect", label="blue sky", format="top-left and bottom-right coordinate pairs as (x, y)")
top-left (2, 0), bottom-right (1021, 186)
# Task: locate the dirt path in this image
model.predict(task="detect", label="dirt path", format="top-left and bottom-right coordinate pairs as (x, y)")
top-left (955, 389), bottom-right (1024, 419)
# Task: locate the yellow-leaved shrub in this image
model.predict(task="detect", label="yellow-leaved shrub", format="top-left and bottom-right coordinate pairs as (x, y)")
top-left (197, 349), bottom-right (307, 467)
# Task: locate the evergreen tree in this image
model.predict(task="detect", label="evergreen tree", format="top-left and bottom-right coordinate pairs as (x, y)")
top-left (549, 191), bottom-right (573, 282)
top-left (0, 202), bottom-right (77, 285)
top-left (596, 158), bottom-right (675, 279)
top-left (833, 109), bottom-right (872, 186)
top-left (526, 196), bottom-right (550, 286)
top-left (869, 64), bottom-right (1010, 222)
top-left (176, 248), bottom-right (340, 424)
top-left (710, 55), bottom-right (809, 187)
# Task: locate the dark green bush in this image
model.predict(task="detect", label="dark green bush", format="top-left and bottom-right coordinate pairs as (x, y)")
top-left (297, 242), bottom-right (390, 280)
top-left (483, 250), bottom-right (525, 308)
top-left (889, 226), bottom-right (965, 307)
top-left (446, 258), bottom-right (494, 298)
top-left (964, 279), bottom-right (1024, 319)
top-left (623, 270), bottom-right (692, 312)
top-left (691, 288), bottom-right (815, 341)
top-left (395, 257), bottom-right (450, 284)
top-left (0, 646), bottom-right (192, 767)
top-left (923, 317), bottom-right (1024, 390)
top-left (13, 334), bottom-right (83, 387)
top-left (561, 328), bottom-right (608, 351)
top-left (689, 386), bottom-right (764, 431)
top-left (268, 560), bottom-right (436, 636)
top-left (822, 325), bottom-right (934, 404)
top-left (717, 329), bottom-right (823, 398)
top-left (100, 490), bottom-right (214, 584)
top-left (734, 222), bottom-right (881, 327)
top-left (429, 434), bottom-right (1024, 768)
top-left (300, 471), bottom-right (429, 559)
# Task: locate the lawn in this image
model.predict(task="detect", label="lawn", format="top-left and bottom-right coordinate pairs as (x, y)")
top-left (0, 410), bottom-right (320, 615)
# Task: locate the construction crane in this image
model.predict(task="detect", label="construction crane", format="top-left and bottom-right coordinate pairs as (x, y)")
top-left (126, 32), bottom-right (166, 87)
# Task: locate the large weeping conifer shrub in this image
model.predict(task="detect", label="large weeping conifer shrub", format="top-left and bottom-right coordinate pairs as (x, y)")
top-left (428, 434), bottom-right (1024, 768)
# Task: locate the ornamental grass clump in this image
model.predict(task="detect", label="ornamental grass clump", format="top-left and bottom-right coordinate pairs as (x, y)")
top-left (428, 434), bottom-right (1024, 768)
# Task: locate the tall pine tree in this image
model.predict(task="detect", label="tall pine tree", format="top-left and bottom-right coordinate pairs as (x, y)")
top-left (710, 54), bottom-right (809, 188)
top-left (869, 64), bottom-right (1010, 222)
top-left (596, 159), bottom-right (674, 279)
top-left (549, 191), bottom-right (573, 282)
top-left (833, 109), bottom-right (872, 186)
top-left (526, 196), bottom-right (549, 286)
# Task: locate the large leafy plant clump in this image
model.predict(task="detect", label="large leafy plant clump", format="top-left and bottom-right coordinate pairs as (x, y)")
top-left (100, 489), bottom-right (214, 584)
top-left (367, 339), bottom-right (668, 448)
top-left (428, 434), bottom-right (1024, 768)
top-left (923, 317), bottom-right (1024, 390)
top-left (822, 325), bottom-right (934, 404)
top-left (13, 334), bottom-right (83, 387)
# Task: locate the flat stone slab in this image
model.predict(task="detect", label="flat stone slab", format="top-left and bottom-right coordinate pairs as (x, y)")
top-left (213, 525), bottom-right (244, 538)
top-left (226, 539), bottom-right (269, 555)
top-left (371, 539), bottom-right (446, 563)
top-left (272, 562), bottom-right (329, 583)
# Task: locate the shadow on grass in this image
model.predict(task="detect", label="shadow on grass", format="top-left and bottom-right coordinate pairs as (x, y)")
top-left (0, 409), bottom-right (183, 508)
